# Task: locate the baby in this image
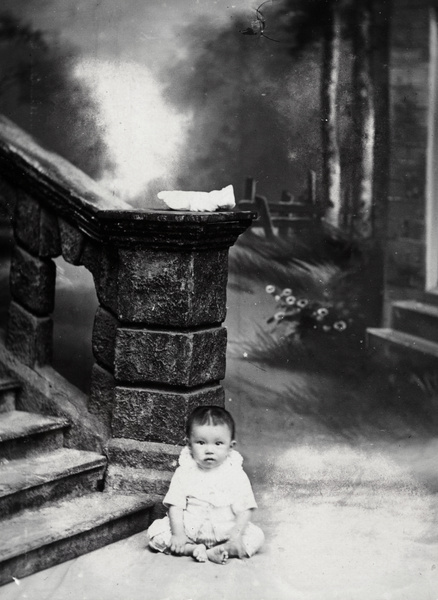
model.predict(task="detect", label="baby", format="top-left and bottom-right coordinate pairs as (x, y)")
top-left (147, 405), bottom-right (264, 564)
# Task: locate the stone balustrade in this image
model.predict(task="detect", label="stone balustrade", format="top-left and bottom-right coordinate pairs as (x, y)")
top-left (0, 115), bottom-right (255, 493)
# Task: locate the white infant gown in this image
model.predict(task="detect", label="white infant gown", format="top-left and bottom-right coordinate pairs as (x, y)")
top-left (147, 446), bottom-right (264, 556)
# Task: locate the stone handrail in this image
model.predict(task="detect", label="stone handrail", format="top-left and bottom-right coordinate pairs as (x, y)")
top-left (0, 115), bottom-right (255, 493)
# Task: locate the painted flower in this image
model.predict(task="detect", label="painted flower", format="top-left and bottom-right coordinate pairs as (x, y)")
top-left (265, 285), bottom-right (276, 294)
top-left (333, 320), bottom-right (347, 331)
top-left (274, 311), bottom-right (285, 321)
top-left (286, 295), bottom-right (296, 306)
top-left (281, 288), bottom-right (293, 297)
top-left (296, 298), bottom-right (309, 308)
top-left (316, 307), bottom-right (329, 317)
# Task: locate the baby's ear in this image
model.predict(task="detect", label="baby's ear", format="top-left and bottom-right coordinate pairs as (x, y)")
top-left (230, 440), bottom-right (237, 448)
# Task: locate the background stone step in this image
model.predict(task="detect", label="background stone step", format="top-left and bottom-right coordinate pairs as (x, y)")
top-left (391, 300), bottom-right (438, 344)
top-left (0, 411), bottom-right (69, 460)
top-left (367, 327), bottom-right (438, 368)
top-left (0, 492), bottom-right (156, 586)
top-left (421, 291), bottom-right (438, 307)
top-left (105, 464), bottom-right (172, 496)
top-left (0, 378), bottom-right (20, 413)
top-left (0, 448), bottom-right (106, 518)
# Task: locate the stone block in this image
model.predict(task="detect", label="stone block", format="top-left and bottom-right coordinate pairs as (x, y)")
top-left (112, 386), bottom-right (154, 440)
top-left (88, 363), bottom-right (115, 435)
top-left (9, 246), bottom-right (56, 316)
top-left (114, 327), bottom-right (227, 387)
top-left (390, 65), bottom-right (429, 91)
top-left (59, 218), bottom-right (85, 265)
top-left (107, 438), bottom-right (181, 471)
top-left (394, 146), bottom-right (426, 165)
top-left (391, 86), bottom-right (429, 114)
top-left (117, 248), bottom-right (228, 327)
top-left (6, 302), bottom-right (53, 367)
top-left (112, 384), bottom-right (224, 444)
top-left (105, 464), bottom-right (172, 496)
top-left (14, 191), bottom-right (61, 257)
top-left (0, 177), bottom-right (17, 219)
top-left (13, 192), bottom-right (41, 253)
top-left (92, 307), bottom-right (118, 371)
top-left (388, 172), bottom-right (425, 206)
top-left (388, 216), bottom-right (424, 241)
top-left (392, 112), bottom-right (428, 147)
top-left (185, 383), bottom-right (225, 415)
top-left (385, 239), bottom-right (425, 289)
top-left (40, 208), bottom-right (61, 258)
top-left (391, 47), bottom-right (429, 66)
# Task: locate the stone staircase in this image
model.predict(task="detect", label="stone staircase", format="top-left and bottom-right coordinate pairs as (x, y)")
top-left (367, 298), bottom-right (438, 368)
top-left (0, 378), bottom-right (158, 586)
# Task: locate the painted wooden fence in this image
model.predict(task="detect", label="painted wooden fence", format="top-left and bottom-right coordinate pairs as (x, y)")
top-left (236, 171), bottom-right (320, 239)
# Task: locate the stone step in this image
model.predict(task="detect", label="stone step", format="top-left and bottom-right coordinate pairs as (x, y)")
top-left (421, 291), bottom-right (438, 307)
top-left (0, 448), bottom-right (106, 518)
top-left (105, 464), bottom-right (172, 496)
top-left (0, 378), bottom-right (20, 413)
top-left (0, 411), bottom-right (69, 460)
top-left (0, 492), bottom-right (157, 586)
top-left (391, 300), bottom-right (438, 344)
top-left (367, 327), bottom-right (438, 368)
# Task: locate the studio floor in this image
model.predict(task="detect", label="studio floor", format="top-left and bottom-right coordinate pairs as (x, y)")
top-left (2, 355), bottom-right (438, 600)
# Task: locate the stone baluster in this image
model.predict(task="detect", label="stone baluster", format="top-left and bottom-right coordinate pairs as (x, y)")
top-left (6, 190), bottom-right (60, 367)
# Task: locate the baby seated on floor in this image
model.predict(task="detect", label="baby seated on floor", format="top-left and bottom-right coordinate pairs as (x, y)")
top-left (147, 405), bottom-right (264, 564)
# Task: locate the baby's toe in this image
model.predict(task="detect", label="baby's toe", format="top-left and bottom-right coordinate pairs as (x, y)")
top-left (207, 546), bottom-right (229, 565)
top-left (193, 544), bottom-right (208, 562)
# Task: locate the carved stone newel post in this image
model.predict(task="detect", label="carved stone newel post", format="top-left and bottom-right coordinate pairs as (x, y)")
top-left (86, 211), bottom-right (253, 494)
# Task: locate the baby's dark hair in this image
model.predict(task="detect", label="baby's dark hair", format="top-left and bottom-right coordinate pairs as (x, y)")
top-left (186, 405), bottom-right (236, 440)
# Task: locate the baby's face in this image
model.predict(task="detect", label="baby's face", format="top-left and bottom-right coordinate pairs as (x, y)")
top-left (188, 423), bottom-right (235, 471)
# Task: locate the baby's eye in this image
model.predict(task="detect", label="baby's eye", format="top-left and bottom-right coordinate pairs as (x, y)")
top-left (216, 441), bottom-right (223, 445)
top-left (197, 441), bottom-right (205, 445)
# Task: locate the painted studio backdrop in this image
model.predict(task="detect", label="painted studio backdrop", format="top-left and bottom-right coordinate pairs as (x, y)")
top-left (1, 1), bottom-right (438, 599)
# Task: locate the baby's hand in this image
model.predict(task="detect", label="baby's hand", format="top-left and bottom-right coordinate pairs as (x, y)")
top-left (170, 533), bottom-right (188, 555)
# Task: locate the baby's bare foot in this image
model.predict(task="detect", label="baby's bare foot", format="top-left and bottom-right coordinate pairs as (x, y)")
top-left (192, 544), bottom-right (208, 562)
top-left (206, 545), bottom-right (228, 565)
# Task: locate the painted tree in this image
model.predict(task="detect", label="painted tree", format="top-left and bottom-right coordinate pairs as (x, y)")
top-left (277, 0), bottom-right (390, 241)
top-left (320, 0), bottom-right (342, 226)
top-left (350, 0), bottom-right (375, 239)
top-left (0, 13), bottom-right (112, 179)
top-left (157, 14), bottom-right (322, 202)
top-left (370, 0), bottom-right (391, 245)
top-left (354, 0), bottom-right (391, 323)
top-left (276, 0), bottom-right (344, 225)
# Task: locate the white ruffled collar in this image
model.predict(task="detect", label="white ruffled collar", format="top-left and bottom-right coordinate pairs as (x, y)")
top-left (178, 445), bottom-right (243, 470)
